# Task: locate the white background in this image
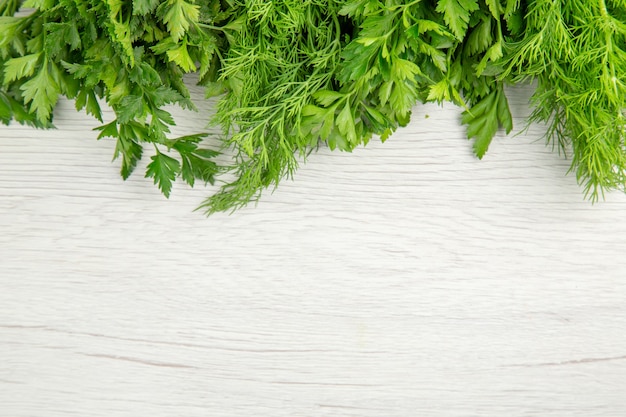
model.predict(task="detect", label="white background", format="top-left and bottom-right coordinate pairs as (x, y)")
top-left (1, 84), bottom-right (626, 416)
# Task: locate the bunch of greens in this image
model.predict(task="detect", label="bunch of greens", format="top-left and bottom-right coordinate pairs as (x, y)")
top-left (0, 0), bottom-right (227, 196)
top-left (1, 0), bottom-right (626, 213)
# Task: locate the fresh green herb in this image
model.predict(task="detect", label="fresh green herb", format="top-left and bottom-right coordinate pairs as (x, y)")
top-left (496, 0), bottom-right (626, 200)
top-left (1, 0), bottom-right (626, 213)
top-left (0, 0), bottom-right (225, 193)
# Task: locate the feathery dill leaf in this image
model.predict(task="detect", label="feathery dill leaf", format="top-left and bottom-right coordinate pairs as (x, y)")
top-left (498, 0), bottom-right (626, 200)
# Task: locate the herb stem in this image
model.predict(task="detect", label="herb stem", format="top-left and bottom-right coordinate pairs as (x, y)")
top-left (198, 23), bottom-right (226, 32)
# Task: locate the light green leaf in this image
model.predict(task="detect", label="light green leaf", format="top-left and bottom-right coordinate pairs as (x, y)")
top-left (378, 80), bottom-right (393, 106)
top-left (392, 58), bottom-right (422, 80)
top-left (485, 0), bottom-right (501, 18)
top-left (320, 110), bottom-right (334, 140)
top-left (435, 0), bottom-right (479, 39)
top-left (336, 103), bottom-right (357, 145)
top-left (22, 0), bottom-right (54, 9)
top-left (0, 17), bottom-right (23, 54)
top-left (3, 53), bottom-right (40, 85)
top-left (111, 19), bottom-right (135, 66)
top-left (166, 41), bottom-right (196, 72)
top-left (158, 0), bottom-right (200, 42)
top-left (312, 90), bottom-right (344, 107)
top-left (427, 79), bottom-right (450, 103)
top-left (475, 40), bottom-right (502, 76)
top-left (20, 64), bottom-right (59, 121)
top-left (133, 0), bottom-right (160, 15)
top-left (301, 104), bottom-right (323, 117)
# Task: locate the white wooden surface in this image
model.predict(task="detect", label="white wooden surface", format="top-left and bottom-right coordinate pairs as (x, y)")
top-left (1, 85), bottom-right (626, 416)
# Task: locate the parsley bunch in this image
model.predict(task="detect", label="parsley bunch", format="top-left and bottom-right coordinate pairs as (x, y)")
top-left (2, 0), bottom-right (626, 213)
top-left (0, 0), bottom-right (227, 196)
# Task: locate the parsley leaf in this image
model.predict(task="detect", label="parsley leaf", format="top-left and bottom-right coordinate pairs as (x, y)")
top-left (461, 84), bottom-right (512, 158)
top-left (436, 0), bottom-right (480, 40)
top-left (145, 149), bottom-right (181, 198)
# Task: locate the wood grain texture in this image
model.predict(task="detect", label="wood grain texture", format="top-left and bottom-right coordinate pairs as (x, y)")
top-left (1, 84), bottom-right (626, 417)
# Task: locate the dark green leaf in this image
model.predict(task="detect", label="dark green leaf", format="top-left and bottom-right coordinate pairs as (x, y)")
top-left (95, 120), bottom-right (118, 139)
top-left (116, 94), bottom-right (144, 124)
top-left (145, 150), bottom-right (181, 197)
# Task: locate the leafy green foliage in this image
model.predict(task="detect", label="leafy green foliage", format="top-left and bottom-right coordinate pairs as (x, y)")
top-left (436, 0), bottom-right (479, 39)
top-left (496, 0), bottom-right (626, 201)
top-left (1, 0), bottom-right (626, 213)
top-left (199, 0), bottom-right (346, 213)
top-left (461, 84), bottom-right (512, 158)
top-left (1, 0), bottom-right (224, 194)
